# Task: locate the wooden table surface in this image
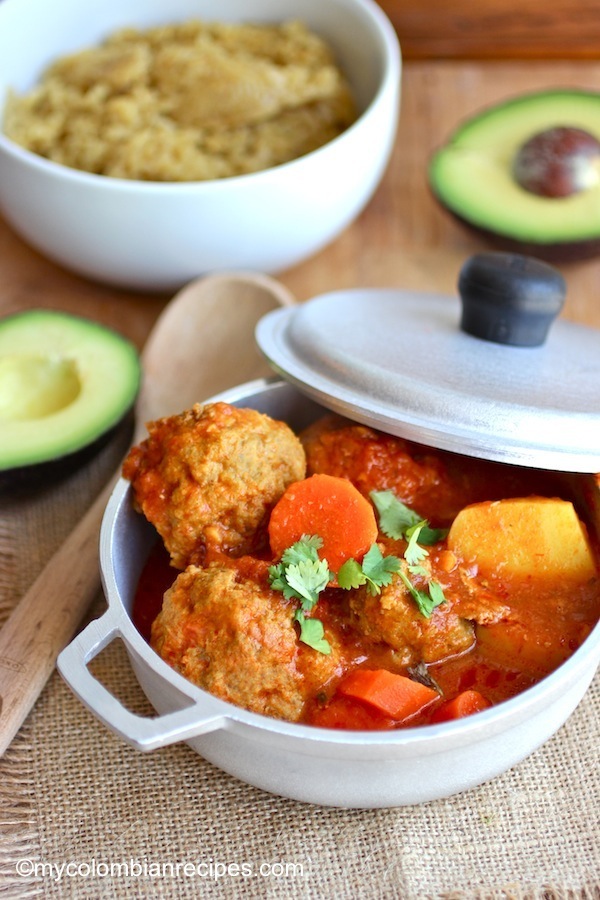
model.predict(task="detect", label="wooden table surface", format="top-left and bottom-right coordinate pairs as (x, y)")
top-left (2, 58), bottom-right (600, 349)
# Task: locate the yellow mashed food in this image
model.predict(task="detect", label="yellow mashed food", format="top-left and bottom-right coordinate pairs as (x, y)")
top-left (3, 19), bottom-right (357, 182)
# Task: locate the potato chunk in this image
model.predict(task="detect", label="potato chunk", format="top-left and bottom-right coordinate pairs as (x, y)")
top-left (447, 496), bottom-right (597, 583)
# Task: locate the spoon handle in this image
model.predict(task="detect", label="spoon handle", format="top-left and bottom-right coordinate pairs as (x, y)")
top-left (0, 474), bottom-right (116, 756)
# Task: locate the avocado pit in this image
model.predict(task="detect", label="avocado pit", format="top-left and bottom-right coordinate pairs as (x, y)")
top-left (512, 125), bottom-right (600, 198)
top-left (428, 89), bottom-right (600, 261)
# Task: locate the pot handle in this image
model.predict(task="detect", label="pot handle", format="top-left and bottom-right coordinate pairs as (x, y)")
top-left (57, 609), bottom-right (227, 752)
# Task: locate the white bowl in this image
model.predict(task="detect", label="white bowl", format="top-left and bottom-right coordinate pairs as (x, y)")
top-left (57, 378), bottom-right (600, 808)
top-left (0, 0), bottom-right (400, 291)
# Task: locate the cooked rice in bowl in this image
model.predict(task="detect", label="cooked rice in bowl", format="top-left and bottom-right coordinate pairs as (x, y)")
top-left (3, 19), bottom-right (357, 181)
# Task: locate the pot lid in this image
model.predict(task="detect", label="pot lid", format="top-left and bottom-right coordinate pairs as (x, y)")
top-left (256, 253), bottom-right (600, 473)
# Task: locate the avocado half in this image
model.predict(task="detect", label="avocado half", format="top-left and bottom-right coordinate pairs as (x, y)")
top-left (0, 309), bottom-right (140, 482)
top-left (428, 89), bottom-right (600, 261)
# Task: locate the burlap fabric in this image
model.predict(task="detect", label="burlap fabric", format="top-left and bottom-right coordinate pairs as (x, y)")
top-left (1, 430), bottom-right (599, 900)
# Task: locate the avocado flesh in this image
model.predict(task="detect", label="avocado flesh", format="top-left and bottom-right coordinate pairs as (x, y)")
top-left (429, 90), bottom-right (600, 252)
top-left (0, 310), bottom-right (140, 472)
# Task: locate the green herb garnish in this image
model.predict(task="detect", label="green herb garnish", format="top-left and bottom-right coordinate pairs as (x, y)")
top-left (269, 490), bottom-right (451, 651)
top-left (268, 535), bottom-right (332, 654)
top-left (370, 490), bottom-right (448, 618)
top-left (397, 568), bottom-right (446, 618)
top-left (370, 490), bottom-right (448, 544)
top-left (293, 612), bottom-right (331, 656)
top-left (338, 543), bottom-right (402, 596)
top-left (404, 523), bottom-right (430, 566)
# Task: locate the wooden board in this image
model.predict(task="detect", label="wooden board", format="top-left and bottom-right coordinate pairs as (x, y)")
top-left (378, 0), bottom-right (600, 59)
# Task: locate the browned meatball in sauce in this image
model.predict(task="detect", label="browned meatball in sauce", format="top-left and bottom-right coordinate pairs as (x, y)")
top-left (347, 535), bottom-right (510, 667)
top-left (123, 402), bottom-right (306, 568)
top-left (348, 577), bottom-right (475, 666)
top-left (151, 557), bottom-right (344, 721)
top-left (301, 414), bottom-right (557, 525)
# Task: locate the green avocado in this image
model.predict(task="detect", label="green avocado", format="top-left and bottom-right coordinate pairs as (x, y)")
top-left (0, 309), bottom-right (140, 476)
top-left (428, 89), bottom-right (600, 261)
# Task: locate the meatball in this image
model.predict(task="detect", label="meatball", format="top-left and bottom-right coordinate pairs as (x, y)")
top-left (301, 414), bottom-right (559, 526)
top-left (151, 558), bottom-right (343, 721)
top-left (301, 415), bottom-right (465, 524)
top-left (123, 402), bottom-right (306, 568)
top-left (348, 568), bottom-right (475, 666)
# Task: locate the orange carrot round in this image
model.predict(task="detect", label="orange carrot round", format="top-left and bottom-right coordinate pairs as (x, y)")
top-left (268, 473), bottom-right (378, 573)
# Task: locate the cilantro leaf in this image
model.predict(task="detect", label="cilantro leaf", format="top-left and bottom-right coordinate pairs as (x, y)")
top-left (267, 562), bottom-right (299, 601)
top-left (267, 561), bottom-right (284, 585)
top-left (412, 523), bottom-right (449, 544)
top-left (407, 563), bottom-right (430, 578)
top-left (337, 558), bottom-right (367, 590)
top-left (361, 543), bottom-right (402, 595)
top-left (269, 535), bottom-right (331, 604)
top-left (281, 534), bottom-right (322, 567)
top-left (404, 525), bottom-right (430, 566)
top-left (370, 490), bottom-right (420, 540)
top-left (268, 535), bottom-right (332, 655)
top-left (338, 544), bottom-right (402, 595)
top-left (397, 569), bottom-right (434, 616)
top-left (294, 611), bottom-right (332, 655)
top-left (284, 557), bottom-right (330, 607)
top-left (428, 580), bottom-right (446, 609)
top-left (370, 490), bottom-right (448, 544)
top-left (398, 568), bottom-right (446, 618)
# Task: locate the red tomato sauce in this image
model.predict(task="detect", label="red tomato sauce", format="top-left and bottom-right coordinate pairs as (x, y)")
top-left (131, 415), bottom-right (600, 731)
top-left (132, 531), bottom-right (599, 729)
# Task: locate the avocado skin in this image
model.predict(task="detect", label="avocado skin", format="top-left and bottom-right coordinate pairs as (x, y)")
top-left (0, 409), bottom-right (135, 493)
top-left (435, 200), bottom-right (600, 263)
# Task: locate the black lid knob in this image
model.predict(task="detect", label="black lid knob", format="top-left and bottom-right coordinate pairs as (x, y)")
top-left (458, 252), bottom-right (566, 347)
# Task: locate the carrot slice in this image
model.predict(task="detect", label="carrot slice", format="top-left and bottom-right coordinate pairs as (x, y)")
top-left (431, 690), bottom-right (491, 723)
top-left (337, 669), bottom-right (439, 720)
top-left (268, 473), bottom-right (378, 572)
top-left (309, 695), bottom-right (397, 731)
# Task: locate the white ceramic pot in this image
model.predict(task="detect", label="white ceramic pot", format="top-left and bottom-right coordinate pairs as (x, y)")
top-left (0, 0), bottom-right (400, 291)
top-left (57, 378), bottom-right (600, 808)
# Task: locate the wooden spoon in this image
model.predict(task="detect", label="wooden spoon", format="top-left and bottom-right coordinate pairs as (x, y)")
top-left (0, 271), bottom-right (295, 756)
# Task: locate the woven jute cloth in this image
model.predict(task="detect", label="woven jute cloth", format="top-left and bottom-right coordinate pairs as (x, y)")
top-left (1, 430), bottom-right (599, 900)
